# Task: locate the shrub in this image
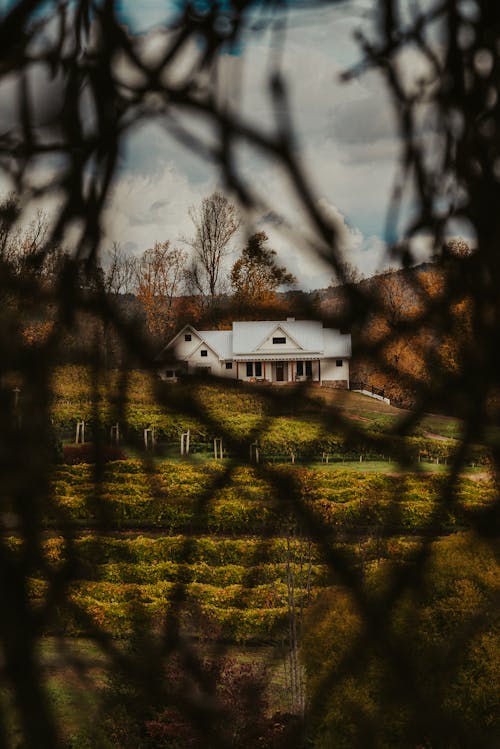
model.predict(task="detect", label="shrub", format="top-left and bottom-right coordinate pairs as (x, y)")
top-left (302, 533), bottom-right (500, 748)
top-left (63, 445), bottom-right (127, 465)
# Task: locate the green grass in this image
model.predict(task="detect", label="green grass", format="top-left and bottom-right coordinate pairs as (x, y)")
top-left (310, 460), bottom-right (483, 474)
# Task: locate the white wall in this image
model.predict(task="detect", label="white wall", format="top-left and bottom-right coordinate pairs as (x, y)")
top-left (173, 330), bottom-right (202, 359)
top-left (186, 345), bottom-right (220, 375)
top-left (184, 347), bottom-right (238, 380)
top-left (219, 361), bottom-right (237, 379)
top-left (321, 357), bottom-right (349, 382)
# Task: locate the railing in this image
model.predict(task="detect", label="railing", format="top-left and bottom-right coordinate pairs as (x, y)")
top-left (350, 380), bottom-right (386, 399)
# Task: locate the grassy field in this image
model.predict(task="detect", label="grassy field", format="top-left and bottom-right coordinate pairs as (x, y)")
top-left (312, 459), bottom-right (482, 474)
top-left (49, 365), bottom-right (466, 441)
top-left (47, 366), bottom-right (490, 472)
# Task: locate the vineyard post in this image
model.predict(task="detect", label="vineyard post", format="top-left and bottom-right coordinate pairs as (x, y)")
top-left (250, 443), bottom-right (260, 463)
top-left (110, 424), bottom-right (120, 445)
top-left (144, 428), bottom-right (155, 450)
top-left (75, 421), bottom-right (85, 444)
top-left (181, 430), bottom-right (190, 456)
top-left (12, 387), bottom-right (21, 429)
top-left (214, 438), bottom-right (223, 459)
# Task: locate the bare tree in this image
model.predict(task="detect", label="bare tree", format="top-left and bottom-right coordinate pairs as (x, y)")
top-left (104, 242), bottom-right (136, 296)
top-left (184, 192), bottom-right (239, 304)
top-left (0, 197), bottom-right (65, 286)
top-left (330, 261), bottom-right (364, 287)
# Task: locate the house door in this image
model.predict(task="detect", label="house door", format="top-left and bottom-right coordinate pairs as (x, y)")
top-left (276, 362), bottom-right (285, 382)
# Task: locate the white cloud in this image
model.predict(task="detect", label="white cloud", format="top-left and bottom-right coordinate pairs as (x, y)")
top-left (1, 3), bottom-right (442, 289)
top-left (103, 159), bottom-right (214, 255)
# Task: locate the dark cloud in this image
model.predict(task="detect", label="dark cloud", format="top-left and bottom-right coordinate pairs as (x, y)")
top-left (259, 211), bottom-right (289, 228)
top-left (333, 86), bottom-right (395, 147)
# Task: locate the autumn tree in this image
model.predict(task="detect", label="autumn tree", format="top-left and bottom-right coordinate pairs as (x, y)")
top-left (442, 237), bottom-right (472, 260)
top-left (230, 232), bottom-right (296, 315)
top-left (184, 192), bottom-right (239, 305)
top-left (135, 241), bottom-right (187, 343)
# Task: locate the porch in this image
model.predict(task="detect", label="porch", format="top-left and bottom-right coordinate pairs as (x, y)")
top-left (236, 358), bottom-right (321, 384)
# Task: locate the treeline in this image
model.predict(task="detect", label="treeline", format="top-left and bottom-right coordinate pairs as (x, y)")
top-left (1, 192), bottom-right (303, 366)
top-left (339, 241), bottom-right (477, 409)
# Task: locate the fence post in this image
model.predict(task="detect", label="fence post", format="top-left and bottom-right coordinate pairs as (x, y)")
top-left (144, 428), bottom-right (156, 450)
top-left (12, 387), bottom-right (21, 429)
top-left (75, 421), bottom-right (85, 444)
top-left (214, 437), bottom-right (223, 460)
top-left (180, 430), bottom-right (190, 456)
top-left (110, 423), bottom-right (120, 445)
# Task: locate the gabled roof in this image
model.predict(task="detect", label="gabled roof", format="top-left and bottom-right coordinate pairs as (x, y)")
top-left (232, 320), bottom-right (324, 354)
top-left (164, 324), bottom-right (198, 349)
top-left (164, 320), bottom-right (351, 361)
top-left (163, 325), bottom-right (232, 361)
top-left (197, 330), bottom-right (233, 360)
top-left (254, 322), bottom-right (304, 352)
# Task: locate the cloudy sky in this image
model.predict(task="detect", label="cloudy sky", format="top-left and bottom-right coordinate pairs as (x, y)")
top-left (1, 0), bottom-right (444, 289)
top-left (96, 0), bottom-right (417, 290)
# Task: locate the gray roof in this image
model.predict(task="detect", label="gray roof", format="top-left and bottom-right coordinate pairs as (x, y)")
top-left (232, 320), bottom-right (325, 354)
top-left (198, 330), bottom-right (233, 360)
top-left (167, 320), bottom-right (351, 361)
top-left (233, 320), bottom-right (351, 356)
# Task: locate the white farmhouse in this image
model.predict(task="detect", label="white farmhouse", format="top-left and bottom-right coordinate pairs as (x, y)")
top-left (161, 318), bottom-right (351, 387)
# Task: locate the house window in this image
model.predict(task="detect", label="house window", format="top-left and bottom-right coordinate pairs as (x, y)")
top-left (225, 362), bottom-right (233, 369)
top-left (246, 362), bottom-right (253, 377)
top-left (336, 359), bottom-right (343, 367)
top-left (272, 337), bottom-right (286, 344)
top-left (305, 361), bottom-right (313, 377)
top-left (255, 362), bottom-right (262, 377)
top-left (201, 350), bottom-right (208, 357)
top-left (296, 361), bottom-right (304, 377)
top-left (185, 333), bottom-right (192, 341)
